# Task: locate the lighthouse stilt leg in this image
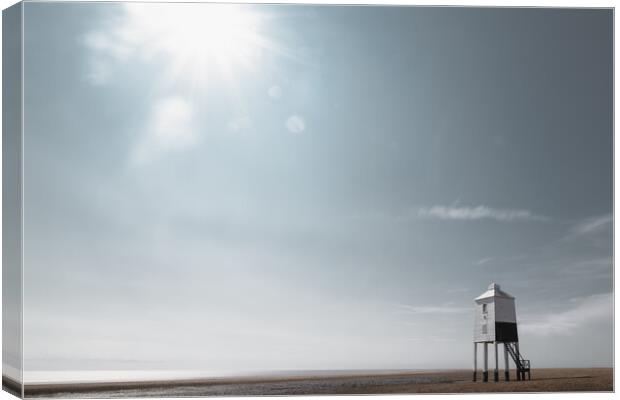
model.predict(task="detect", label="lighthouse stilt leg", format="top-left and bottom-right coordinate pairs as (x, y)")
top-left (503, 343), bottom-right (510, 381)
top-left (483, 343), bottom-right (488, 382)
top-left (473, 343), bottom-right (477, 382)
top-left (494, 342), bottom-right (499, 382)
top-left (515, 343), bottom-right (521, 381)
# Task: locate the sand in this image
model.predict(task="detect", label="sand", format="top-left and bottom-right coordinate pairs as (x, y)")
top-left (19, 368), bottom-right (613, 398)
top-left (357, 368), bottom-right (613, 394)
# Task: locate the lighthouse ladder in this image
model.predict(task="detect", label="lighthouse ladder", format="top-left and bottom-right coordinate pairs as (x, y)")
top-left (506, 342), bottom-right (531, 381)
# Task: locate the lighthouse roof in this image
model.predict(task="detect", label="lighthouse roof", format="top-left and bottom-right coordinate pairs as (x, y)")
top-left (474, 282), bottom-right (514, 301)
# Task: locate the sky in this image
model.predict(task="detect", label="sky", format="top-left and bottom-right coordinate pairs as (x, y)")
top-left (15, 3), bottom-right (613, 382)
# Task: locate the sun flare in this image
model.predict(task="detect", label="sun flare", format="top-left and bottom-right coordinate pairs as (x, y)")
top-left (121, 3), bottom-right (267, 87)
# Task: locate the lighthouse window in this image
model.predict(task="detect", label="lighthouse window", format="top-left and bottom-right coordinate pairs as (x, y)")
top-left (482, 304), bottom-right (487, 314)
top-left (482, 324), bottom-right (487, 334)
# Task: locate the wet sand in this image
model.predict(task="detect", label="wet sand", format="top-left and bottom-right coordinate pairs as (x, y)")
top-left (21, 368), bottom-right (613, 398)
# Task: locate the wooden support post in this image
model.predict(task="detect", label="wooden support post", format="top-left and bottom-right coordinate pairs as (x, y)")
top-left (503, 343), bottom-right (510, 381)
top-left (516, 343), bottom-right (522, 381)
top-left (483, 343), bottom-right (488, 382)
top-left (473, 342), bottom-right (477, 382)
top-left (494, 342), bottom-right (499, 382)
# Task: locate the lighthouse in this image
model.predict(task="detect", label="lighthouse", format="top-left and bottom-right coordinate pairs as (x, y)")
top-left (473, 283), bottom-right (531, 382)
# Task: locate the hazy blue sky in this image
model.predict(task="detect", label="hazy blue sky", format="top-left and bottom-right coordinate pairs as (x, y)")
top-left (19, 3), bottom-right (612, 381)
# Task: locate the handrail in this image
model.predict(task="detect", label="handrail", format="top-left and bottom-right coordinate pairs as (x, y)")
top-left (506, 343), bottom-right (530, 371)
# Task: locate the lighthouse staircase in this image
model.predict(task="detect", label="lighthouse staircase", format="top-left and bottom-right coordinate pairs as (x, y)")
top-left (506, 342), bottom-right (531, 381)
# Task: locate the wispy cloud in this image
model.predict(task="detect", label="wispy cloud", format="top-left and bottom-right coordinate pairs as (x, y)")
top-left (81, 31), bottom-right (133, 86)
top-left (417, 205), bottom-right (548, 222)
top-left (131, 96), bottom-right (196, 165)
top-left (520, 292), bottom-right (612, 336)
top-left (569, 214), bottom-right (612, 237)
top-left (394, 303), bottom-right (470, 315)
top-left (560, 214), bottom-right (613, 247)
top-left (563, 257), bottom-right (613, 278)
top-left (474, 257), bottom-right (493, 266)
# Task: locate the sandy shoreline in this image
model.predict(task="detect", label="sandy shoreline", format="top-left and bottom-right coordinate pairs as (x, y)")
top-left (16, 368), bottom-right (612, 397)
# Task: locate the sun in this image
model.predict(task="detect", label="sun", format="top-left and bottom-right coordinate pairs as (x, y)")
top-left (121, 3), bottom-right (269, 88)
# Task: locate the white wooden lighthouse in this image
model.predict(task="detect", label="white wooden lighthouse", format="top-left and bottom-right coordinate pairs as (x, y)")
top-left (473, 283), bottom-right (530, 382)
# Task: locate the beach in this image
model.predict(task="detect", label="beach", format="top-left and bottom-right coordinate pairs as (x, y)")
top-left (21, 368), bottom-right (612, 398)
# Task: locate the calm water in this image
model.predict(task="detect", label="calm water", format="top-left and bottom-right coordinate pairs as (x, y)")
top-left (27, 373), bottom-right (457, 398)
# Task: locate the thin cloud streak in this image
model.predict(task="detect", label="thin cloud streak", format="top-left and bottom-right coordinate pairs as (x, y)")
top-left (559, 214), bottom-right (613, 245)
top-left (569, 214), bottom-right (612, 237)
top-left (562, 257), bottom-right (613, 278)
top-left (474, 257), bottom-right (493, 266)
top-left (417, 205), bottom-right (548, 222)
top-left (394, 303), bottom-right (470, 315)
top-left (520, 292), bottom-right (612, 336)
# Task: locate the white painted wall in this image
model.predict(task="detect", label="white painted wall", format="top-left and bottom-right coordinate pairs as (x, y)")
top-left (473, 299), bottom-right (495, 342)
top-left (494, 296), bottom-right (517, 323)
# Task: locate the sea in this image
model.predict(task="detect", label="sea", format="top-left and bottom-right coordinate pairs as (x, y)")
top-left (23, 370), bottom-right (457, 398)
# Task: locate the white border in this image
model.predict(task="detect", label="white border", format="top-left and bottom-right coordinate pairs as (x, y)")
top-left (0, 1), bottom-right (615, 400)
